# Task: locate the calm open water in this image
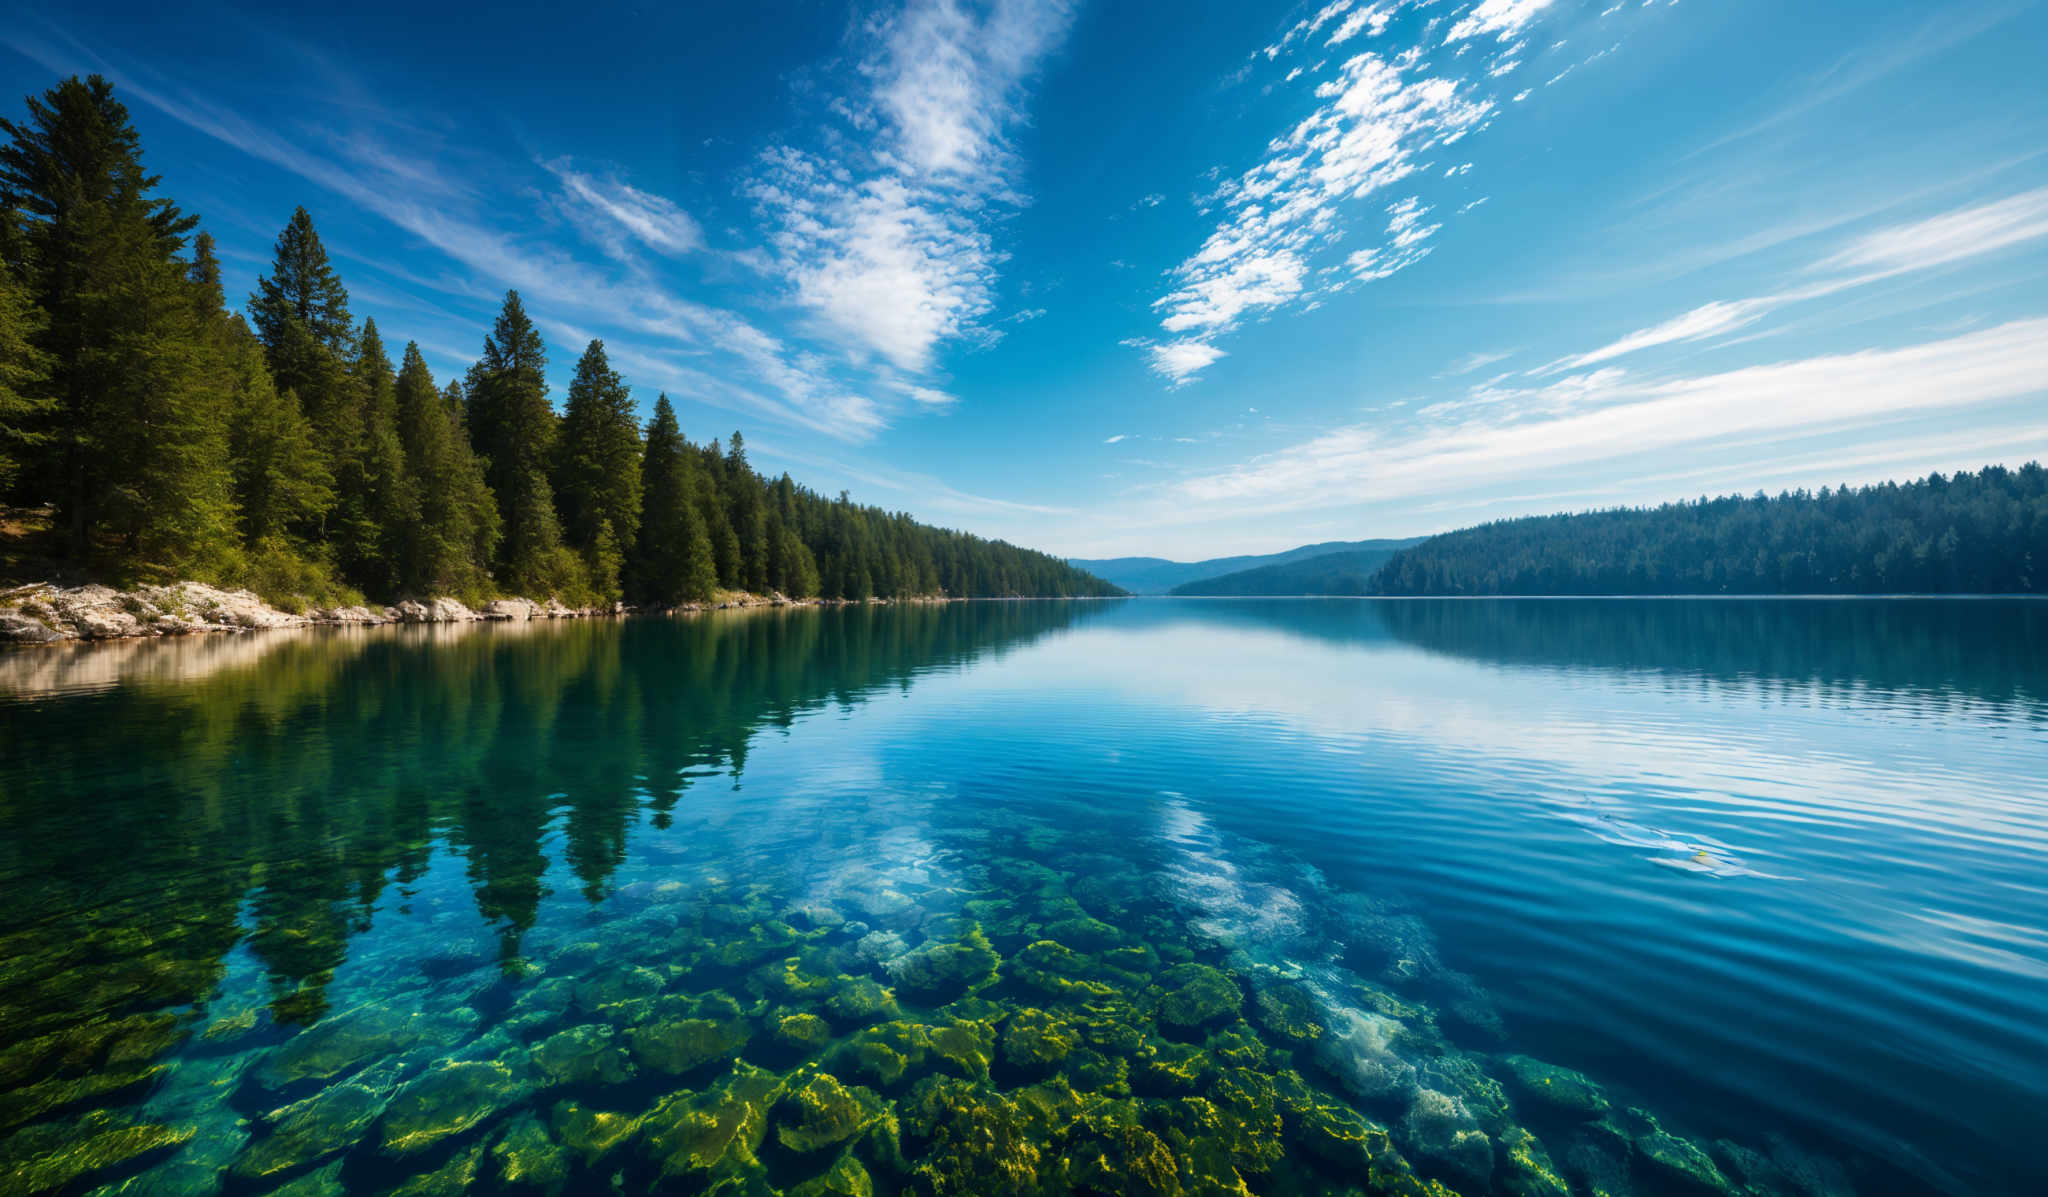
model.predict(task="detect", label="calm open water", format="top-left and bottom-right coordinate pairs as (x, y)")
top-left (0, 598), bottom-right (2043, 1197)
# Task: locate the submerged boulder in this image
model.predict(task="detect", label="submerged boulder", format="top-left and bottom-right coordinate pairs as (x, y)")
top-left (885, 924), bottom-right (1001, 1003)
top-left (1501, 1053), bottom-right (1611, 1121)
top-left (231, 1082), bottom-right (386, 1181)
top-left (379, 1060), bottom-right (525, 1156)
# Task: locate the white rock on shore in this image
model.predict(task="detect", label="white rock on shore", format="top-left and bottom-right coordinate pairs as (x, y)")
top-left (0, 582), bottom-right (620, 645)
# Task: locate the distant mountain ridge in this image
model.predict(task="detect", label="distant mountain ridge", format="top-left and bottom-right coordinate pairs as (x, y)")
top-left (1168, 545), bottom-right (1416, 596)
top-left (1073, 539), bottom-right (1426, 595)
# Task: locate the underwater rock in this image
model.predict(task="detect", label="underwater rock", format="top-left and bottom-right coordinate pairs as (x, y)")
top-left (902, 1076), bottom-right (1046, 1195)
top-left (1500, 1126), bottom-right (1572, 1197)
top-left (1002, 1008), bottom-right (1080, 1072)
top-left (627, 1014), bottom-right (751, 1076)
top-left (789, 1151), bottom-right (876, 1197)
top-left (532, 1022), bottom-right (635, 1088)
top-left (752, 953), bottom-right (838, 1004)
top-left (569, 964), bottom-right (666, 1021)
top-left (0, 1059), bottom-right (164, 1133)
top-left (1153, 963), bottom-right (1243, 1030)
top-left (884, 924), bottom-right (1001, 1003)
top-left (777, 1070), bottom-right (887, 1153)
top-left (775, 1011), bottom-right (835, 1051)
top-left (835, 1016), bottom-right (997, 1087)
top-left (386, 1138), bottom-right (486, 1196)
top-left (637, 1061), bottom-right (784, 1180)
top-left (1635, 1128), bottom-right (1736, 1196)
top-left (257, 1157), bottom-right (347, 1197)
top-left (1316, 1003), bottom-right (1418, 1102)
top-left (379, 1060), bottom-right (524, 1156)
top-left (1400, 1087), bottom-right (1495, 1188)
top-left (1501, 1054), bottom-right (1612, 1120)
top-left (824, 976), bottom-right (900, 1026)
top-left (549, 1099), bottom-right (639, 1167)
top-left (1250, 981), bottom-right (1324, 1044)
top-left (490, 1112), bottom-right (568, 1190)
top-left (0, 1110), bottom-right (194, 1195)
top-left (1131, 1039), bottom-right (1209, 1093)
top-left (229, 1082), bottom-right (386, 1181)
top-left (255, 1003), bottom-right (435, 1092)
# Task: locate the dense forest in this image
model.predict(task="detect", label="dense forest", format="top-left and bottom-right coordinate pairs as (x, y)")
top-left (0, 75), bottom-right (1117, 607)
top-left (1369, 464), bottom-right (2048, 595)
top-left (1168, 544), bottom-right (1413, 596)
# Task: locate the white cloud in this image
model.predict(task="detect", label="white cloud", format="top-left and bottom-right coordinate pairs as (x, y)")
top-left (542, 159), bottom-right (703, 257)
top-left (1172, 319), bottom-right (2048, 517)
top-left (749, 0), bottom-right (1073, 374)
top-left (1444, 0), bottom-right (1554, 45)
top-left (1104, 434), bottom-right (1128, 443)
top-left (1557, 187), bottom-right (2048, 370)
top-left (1815, 186), bottom-right (2048, 275)
top-left (1445, 348), bottom-right (1515, 374)
top-left (1150, 340), bottom-right (1228, 382)
top-left (1146, 39), bottom-right (1497, 380)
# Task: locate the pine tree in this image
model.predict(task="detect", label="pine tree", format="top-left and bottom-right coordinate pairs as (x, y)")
top-left (554, 339), bottom-right (642, 598)
top-left (631, 395), bottom-right (715, 604)
top-left (393, 343), bottom-right (498, 596)
top-left (0, 218), bottom-right (51, 496)
top-left (466, 291), bottom-right (569, 594)
top-left (248, 207), bottom-right (355, 437)
top-left (224, 320), bottom-right (331, 546)
top-left (331, 318), bottom-right (413, 593)
top-left (0, 75), bottom-right (230, 568)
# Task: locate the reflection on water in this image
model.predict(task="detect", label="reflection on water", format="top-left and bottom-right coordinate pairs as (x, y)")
top-left (0, 598), bottom-right (2042, 1196)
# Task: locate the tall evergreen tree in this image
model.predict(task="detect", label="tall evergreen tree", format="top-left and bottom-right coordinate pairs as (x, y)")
top-left (554, 338), bottom-right (642, 598)
top-left (248, 207), bottom-right (355, 436)
top-left (466, 291), bottom-right (569, 594)
top-left (0, 75), bottom-right (231, 568)
top-left (330, 318), bottom-right (413, 592)
top-left (393, 342), bottom-right (498, 595)
top-left (0, 218), bottom-right (50, 496)
top-left (631, 395), bottom-right (715, 604)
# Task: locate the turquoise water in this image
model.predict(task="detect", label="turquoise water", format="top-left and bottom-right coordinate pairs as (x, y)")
top-left (1, 598), bottom-right (2043, 1196)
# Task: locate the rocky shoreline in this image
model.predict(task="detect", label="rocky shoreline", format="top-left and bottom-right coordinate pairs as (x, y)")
top-left (0, 581), bottom-right (813, 646)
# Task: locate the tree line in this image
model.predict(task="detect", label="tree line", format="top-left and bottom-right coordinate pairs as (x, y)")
top-left (1368, 464), bottom-right (2048, 596)
top-left (0, 75), bottom-right (1118, 607)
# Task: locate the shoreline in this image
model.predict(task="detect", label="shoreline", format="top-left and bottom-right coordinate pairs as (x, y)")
top-left (0, 581), bottom-right (890, 648)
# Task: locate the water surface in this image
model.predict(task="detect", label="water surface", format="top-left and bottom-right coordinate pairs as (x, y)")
top-left (1, 598), bottom-right (2043, 1196)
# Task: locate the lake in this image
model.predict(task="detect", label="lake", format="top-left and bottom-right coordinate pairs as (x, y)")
top-left (1, 598), bottom-right (2043, 1197)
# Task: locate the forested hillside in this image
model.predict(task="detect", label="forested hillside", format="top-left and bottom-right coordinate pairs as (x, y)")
top-left (1074, 538), bottom-right (1422, 594)
top-left (1369, 465), bottom-right (2048, 596)
top-left (1168, 543), bottom-right (1415, 596)
top-left (0, 75), bottom-right (1117, 607)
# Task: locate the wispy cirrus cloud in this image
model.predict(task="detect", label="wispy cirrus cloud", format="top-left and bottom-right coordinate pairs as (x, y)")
top-left (748, 0), bottom-right (1073, 374)
top-left (1554, 186), bottom-right (2048, 370)
top-left (1169, 317), bottom-right (2048, 519)
top-left (542, 158), bottom-right (704, 258)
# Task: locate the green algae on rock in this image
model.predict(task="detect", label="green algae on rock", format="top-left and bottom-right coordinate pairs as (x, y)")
top-left (379, 1060), bottom-right (527, 1155)
top-left (230, 1081), bottom-right (387, 1180)
top-left (0, 1109), bottom-right (194, 1195)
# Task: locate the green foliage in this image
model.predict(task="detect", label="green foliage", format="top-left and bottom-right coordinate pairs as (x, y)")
top-left (632, 396), bottom-right (717, 605)
top-left (0, 228), bottom-right (52, 494)
top-left (392, 344), bottom-right (498, 598)
top-left (1370, 465), bottom-right (2048, 596)
top-left (555, 339), bottom-right (642, 589)
top-left (467, 291), bottom-right (570, 593)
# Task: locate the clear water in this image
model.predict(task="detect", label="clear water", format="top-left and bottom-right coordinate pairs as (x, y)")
top-left (1, 598), bottom-right (2043, 1197)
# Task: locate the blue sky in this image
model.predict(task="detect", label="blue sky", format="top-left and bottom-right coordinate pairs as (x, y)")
top-left (6, 0), bottom-right (2045, 559)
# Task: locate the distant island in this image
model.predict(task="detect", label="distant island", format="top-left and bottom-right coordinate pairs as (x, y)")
top-left (0, 76), bottom-right (1118, 616)
top-left (1369, 464), bottom-right (2046, 596)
